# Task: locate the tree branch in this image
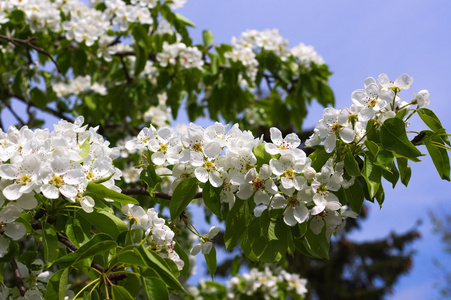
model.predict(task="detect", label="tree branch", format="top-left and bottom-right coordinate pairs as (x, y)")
top-left (11, 258), bottom-right (26, 297)
top-left (119, 56), bottom-right (132, 84)
top-left (1, 88), bottom-right (74, 123)
top-left (0, 34), bottom-right (61, 73)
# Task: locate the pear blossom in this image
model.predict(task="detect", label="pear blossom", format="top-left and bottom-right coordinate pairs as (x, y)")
top-left (237, 164), bottom-right (278, 205)
top-left (191, 225), bottom-right (220, 255)
top-left (265, 127), bottom-right (301, 156)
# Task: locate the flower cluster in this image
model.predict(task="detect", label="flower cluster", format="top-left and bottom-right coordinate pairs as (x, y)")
top-left (305, 73), bottom-right (430, 153)
top-left (226, 29), bottom-right (325, 83)
top-left (156, 41), bottom-right (204, 70)
top-left (126, 121), bottom-right (357, 235)
top-left (187, 267), bottom-right (308, 300)
top-left (53, 75), bottom-right (107, 98)
top-left (122, 205), bottom-right (184, 270)
top-left (0, 117), bottom-right (121, 255)
top-left (227, 267), bottom-right (307, 300)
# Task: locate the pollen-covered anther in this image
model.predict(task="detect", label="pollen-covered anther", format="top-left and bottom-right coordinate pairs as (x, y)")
top-left (49, 174), bottom-right (64, 188)
top-left (18, 174), bottom-right (32, 186)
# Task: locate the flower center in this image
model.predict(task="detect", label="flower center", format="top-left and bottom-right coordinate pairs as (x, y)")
top-left (85, 171), bottom-right (94, 180)
top-left (287, 196), bottom-right (299, 207)
top-left (192, 143), bottom-right (202, 152)
top-left (252, 176), bottom-right (265, 190)
top-left (49, 174), bottom-right (64, 188)
top-left (160, 143), bottom-right (168, 154)
top-left (283, 168), bottom-right (295, 179)
top-left (18, 174), bottom-right (32, 186)
top-left (203, 160), bottom-right (215, 171)
top-left (317, 183), bottom-right (328, 194)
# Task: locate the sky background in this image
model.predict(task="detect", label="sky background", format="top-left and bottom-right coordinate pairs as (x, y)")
top-left (1, 0), bottom-right (451, 298)
top-left (175, 1), bottom-right (451, 299)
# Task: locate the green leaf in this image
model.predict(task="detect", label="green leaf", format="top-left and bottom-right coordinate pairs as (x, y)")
top-left (55, 234), bottom-right (116, 268)
top-left (46, 267), bottom-right (69, 300)
top-left (365, 140), bottom-right (379, 161)
top-left (344, 152), bottom-right (360, 177)
top-left (112, 285), bottom-right (134, 300)
top-left (253, 143), bottom-right (278, 167)
top-left (77, 209), bottom-right (128, 240)
top-left (224, 200), bottom-right (250, 251)
top-left (204, 245), bottom-right (217, 280)
top-left (86, 182), bottom-right (138, 205)
top-left (174, 13), bottom-right (196, 27)
top-left (144, 277), bottom-right (169, 300)
top-left (65, 217), bottom-right (90, 247)
top-left (202, 182), bottom-right (222, 217)
top-left (77, 137), bottom-right (90, 162)
top-left (397, 157), bottom-right (412, 187)
top-left (140, 163), bottom-right (162, 190)
top-left (374, 149), bottom-right (394, 172)
top-left (380, 118), bottom-right (424, 162)
top-left (169, 177), bottom-right (198, 220)
top-left (202, 30), bottom-right (214, 46)
top-left (362, 156), bottom-right (381, 199)
top-left (295, 225), bottom-right (330, 259)
top-left (375, 185), bottom-right (385, 208)
top-left (134, 44), bottom-right (147, 77)
top-left (115, 247), bottom-right (147, 268)
top-left (119, 273), bottom-right (141, 298)
top-left (291, 222), bottom-right (308, 239)
top-left (342, 181), bottom-right (365, 214)
top-left (30, 87), bottom-right (47, 110)
top-left (309, 147), bottom-right (333, 172)
top-left (136, 245), bottom-right (185, 292)
top-left (42, 223), bottom-right (58, 265)
top-left (381, 162), bottom-right (400, 188)
top-left (423, 130), bottom-right (451, 181)
top-left (418, 108), bottom-right (450, 145)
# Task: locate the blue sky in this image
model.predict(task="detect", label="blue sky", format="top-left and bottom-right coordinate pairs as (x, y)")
top-left (2, 0), bottom-right (450, 298)
top-left (176, 0), bottom-right (451, 298)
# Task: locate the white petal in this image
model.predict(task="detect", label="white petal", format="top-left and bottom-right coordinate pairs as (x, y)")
top-left (254, 205), bottom-right (267, 217)
top-left (51, 155), bottom-right (70, 175)
top-left (309, 216), bottom-right (324, 234)
top-left (339, 128), bottom-right (355, 144)
top-left (0, 204), bottom-right (21, 223)
top-left (17, 194), bottom-right (38, 210)
top-left (265, 143), bottom-right (279, 155)
top-left (65, 169), bottom-right (85, 185)
top-left (191, 244), bottom-right (202, 255)
top-left (208, 226), bottom-right (220, 238)
top-left (202, 241), bottom-right (213, 254)
top-left (2, 184), bottom-right (23, 201)
top-left (237, 184), bottom-right (254, 200)
top-left (5, 222), bottom-right (27, 240)
top-left (394, 73), bottom-right (413, 90)
top-left (0, 236), bottom-right (9, 257)
top-left (60, 185), bottom-right (78, 199)
top-left (269, 127), bottom-right (283, 145)
top-left (203, 142), bottom-right (221, 159)
top-left (151, 152), bottom-right (166, 166)
top-left (293, 205), bottom-right (309, 223)
top-left (254, 190), bottom-right (270, 206)
top-left (41, 184), bottom-right (60, 199)
top-left (194, 167), bottom-right (208, 183)
top-left (271, 194), bottom-right (287, 209)
top-left (324, 135), bottom-right (336, 153)
top-left (283, 207), bottom-right (298, 226)
top-left (0, 165), bottom-right (19, 180)
top-left (209, 170), bottom-right (223, 188)
top-left (285, 133), bottom-right (301, 148)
